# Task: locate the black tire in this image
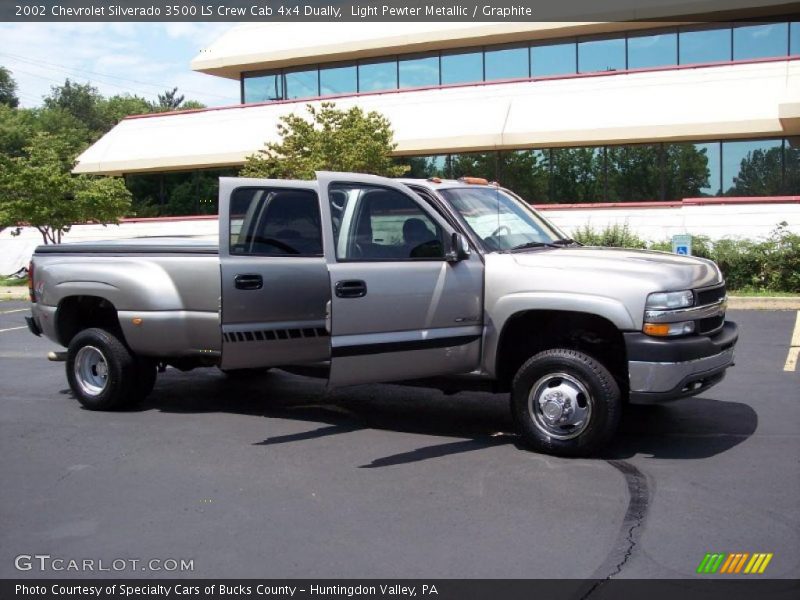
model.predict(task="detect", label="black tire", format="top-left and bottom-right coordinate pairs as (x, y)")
top-left (66, 328), bottom-right (137, 411)
top-left (511, 348), bottom-right (621, 457)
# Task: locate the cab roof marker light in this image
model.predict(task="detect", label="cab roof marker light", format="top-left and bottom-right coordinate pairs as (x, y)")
top-left (458, 177), bottom-right (489, 185)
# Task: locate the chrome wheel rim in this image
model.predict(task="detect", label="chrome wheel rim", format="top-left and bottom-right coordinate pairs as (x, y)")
top-left (74, 346), bottom-right (109, 397)
top-left (528, 372), bottom-right (593, 440)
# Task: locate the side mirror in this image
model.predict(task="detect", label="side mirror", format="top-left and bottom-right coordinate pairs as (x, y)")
top-left (446, 232), bottom-right (471, 263)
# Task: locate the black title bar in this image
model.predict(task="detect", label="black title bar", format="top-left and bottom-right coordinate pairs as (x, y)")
top-left (3, 0), bottom-right (799, 22)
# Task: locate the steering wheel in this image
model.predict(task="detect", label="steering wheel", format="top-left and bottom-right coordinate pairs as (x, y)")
top-left (490, 225), bottom-right (511, 237)
top-left (250, 236), bottom-right (300, 254)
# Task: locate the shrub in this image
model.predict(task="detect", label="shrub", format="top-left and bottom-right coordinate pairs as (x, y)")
top-left (572, 223), bottom-right (647, 249)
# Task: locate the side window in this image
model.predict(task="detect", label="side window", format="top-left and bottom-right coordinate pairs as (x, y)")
top-left (329, 183), bottom-right (445, 261)
top-left (230, 188), bottom-right (322, 256)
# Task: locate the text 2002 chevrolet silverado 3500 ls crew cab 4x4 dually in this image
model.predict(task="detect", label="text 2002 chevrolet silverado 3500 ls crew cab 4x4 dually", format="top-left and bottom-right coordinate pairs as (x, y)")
top-left (26, 173), bottom-right (738, 456)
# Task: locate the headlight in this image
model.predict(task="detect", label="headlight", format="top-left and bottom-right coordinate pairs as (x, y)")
top-left (643, 321), bottom-right (696, 337)
top-left (645, 290), bottom-right (694, 310)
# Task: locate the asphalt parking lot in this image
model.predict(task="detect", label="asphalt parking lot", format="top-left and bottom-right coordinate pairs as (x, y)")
top-left (0, 302), bottom-right (798, 580)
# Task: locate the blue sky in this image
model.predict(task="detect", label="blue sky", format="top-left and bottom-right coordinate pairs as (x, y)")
top-left (0, 23), bottom-right (241, 109)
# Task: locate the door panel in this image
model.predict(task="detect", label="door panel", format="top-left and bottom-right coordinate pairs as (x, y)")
top-left (219, 178), bottom-right (331, 370)
top-left (316, 172), bottom-right (484, 387)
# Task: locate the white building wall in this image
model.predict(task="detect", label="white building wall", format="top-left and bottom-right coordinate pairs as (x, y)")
top-left (2, 202), bottom-right (797, 276)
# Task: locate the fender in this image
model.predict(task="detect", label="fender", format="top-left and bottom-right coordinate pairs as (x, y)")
top-left (482, 292), bottom-right (636, 377)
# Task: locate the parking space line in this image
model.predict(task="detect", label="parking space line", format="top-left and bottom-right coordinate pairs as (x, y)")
top-left (784, 311), bottom-right (800, 372)
top-left (0, 326), bottom-right (27, 334)
top-left (0, 308), bottom-right (27, 314)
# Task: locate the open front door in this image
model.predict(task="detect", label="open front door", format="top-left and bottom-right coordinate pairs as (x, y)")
top-left (318, 172), bottom-right (484, 387)
top-left (219, 177), bottom-right (331, 370)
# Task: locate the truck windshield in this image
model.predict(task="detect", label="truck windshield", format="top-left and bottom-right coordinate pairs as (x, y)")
top-left (438, 187), bottom-right (563, 252)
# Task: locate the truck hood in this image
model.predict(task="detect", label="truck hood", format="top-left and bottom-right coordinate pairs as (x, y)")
top-left (509, 246), bottom-right (722, 290)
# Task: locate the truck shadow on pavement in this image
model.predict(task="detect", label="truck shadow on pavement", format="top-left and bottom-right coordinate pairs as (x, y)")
top-left (133, 368), bottom-right (758, 464)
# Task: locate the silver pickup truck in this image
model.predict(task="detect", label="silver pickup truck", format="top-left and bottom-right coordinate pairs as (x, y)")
top-left (26, 172), bottom-right (738, 456)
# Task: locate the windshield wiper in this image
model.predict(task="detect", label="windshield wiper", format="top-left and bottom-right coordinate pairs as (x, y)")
top-left (508, 241), bottom-right (559, 252)
top-left (551, 238), bottom-right (582, 247)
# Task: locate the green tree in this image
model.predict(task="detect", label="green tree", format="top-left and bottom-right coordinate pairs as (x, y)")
top-left (156, 87), bottom-right (185, 111)
top-left (242, 102), bottom-right (407, 179)
top-left (1, 133), bottom-right (130, 244)
top-left (43, 79), bottom-right (107, 136)
top-left (0, 67), bottom-right (19, 109)
top-left (101, 94), bottom-right (153, 125)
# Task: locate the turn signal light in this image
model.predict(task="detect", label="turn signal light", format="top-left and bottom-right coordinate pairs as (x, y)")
top-left (644, 321), bottom-right (695, 337)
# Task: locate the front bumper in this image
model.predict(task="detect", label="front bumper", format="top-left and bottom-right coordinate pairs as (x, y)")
top-left (625, 321), bottom-right (738, 403)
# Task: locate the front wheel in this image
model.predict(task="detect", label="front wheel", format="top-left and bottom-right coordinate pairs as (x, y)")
top-left (66, 328), bottom-right (137, 410)
top-left (511, 349), bottom-right (621, 457)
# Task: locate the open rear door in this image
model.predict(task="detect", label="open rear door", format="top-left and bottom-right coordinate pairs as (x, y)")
top-left (219, 177), bottom-right (331, 370)
top-left (317, 172), bottom-right (484, 387)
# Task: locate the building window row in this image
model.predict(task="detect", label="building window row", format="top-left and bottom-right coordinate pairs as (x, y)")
top-left (400, 138), bottom-right (798, 204)
top-left (242, 21), bottom-right (800, 103)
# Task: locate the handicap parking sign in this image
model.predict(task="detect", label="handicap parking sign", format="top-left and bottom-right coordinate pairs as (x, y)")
top-left (672, 234), bottom-right (692, 256)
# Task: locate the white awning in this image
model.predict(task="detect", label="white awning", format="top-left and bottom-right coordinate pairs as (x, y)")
top-left (74, 60), bottom-right (800, 176)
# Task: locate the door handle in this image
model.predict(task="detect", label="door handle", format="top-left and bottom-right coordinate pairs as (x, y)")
top-left (335, 279), bottom-right (367, 298)
top-left (234, 274), bottom-right (263, 290)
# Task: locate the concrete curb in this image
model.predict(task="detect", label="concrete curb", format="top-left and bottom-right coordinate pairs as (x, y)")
top-left (728, 296), bottom-right (800, 310)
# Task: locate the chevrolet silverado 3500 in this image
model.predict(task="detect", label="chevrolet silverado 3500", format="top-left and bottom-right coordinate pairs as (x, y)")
top-left (26, 173), bottom-right (738, 456)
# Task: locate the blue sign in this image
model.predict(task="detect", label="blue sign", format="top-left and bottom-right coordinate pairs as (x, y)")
top-left (672, 234), bottom-right (692, 256)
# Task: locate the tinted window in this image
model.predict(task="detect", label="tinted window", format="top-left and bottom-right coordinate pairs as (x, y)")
top-left (485, 46), bottom-right (529, 80)
top-left (531, 42), bottom-right (577, 77)
top-left (358, 59), bottom-right (397, 92)
top-left (579, 37), bottom-right (626, 72)
top-left (734, 22), bottom-right (789, 60)
top-left (399, 54), bottom-right (439, 88)
top-left (662, 142), bottom-right (720, 199)
top-left (450, 152), bottom-right (496, 181)
top-left (723, 139), bottom-right (783, 195)
top-left (679, 26), bottom-right (731, 64)
top-left (784, 137), bottom-right (800, 194)
top-left (320, 64), bottom-right (357, 96)
top-left (243, 73), bottom-right (282, 103)
top-left (627, 31), bottom-right (677, 69)
top-left (401, 155), bottom-right (450, 179)
top-left (441, 50), bottom-right (483, 85)
top-left (606, 144), bottom-right (663, 201)
top-left (550, 147), bottom-right (605, 202)
top-left (497, 149), bottom-right (551, 203)
top-left (230, 188), bottom-right (322, 256)
top-left (792, 22), bottom-right (800, 55)
top-left (284, 68), bottom-right (319, 99)
top-left (330, 184), bottom-right (444, 260)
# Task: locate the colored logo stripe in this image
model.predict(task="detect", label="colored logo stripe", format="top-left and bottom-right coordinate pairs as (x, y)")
top-left (698, 552), bottom-right (773, 574)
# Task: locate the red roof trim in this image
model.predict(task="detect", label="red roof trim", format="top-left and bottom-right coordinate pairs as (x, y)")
top-left (534, 196), bottom-right (800, 210)
top-left (123, 55), bottom-right (800, 121)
